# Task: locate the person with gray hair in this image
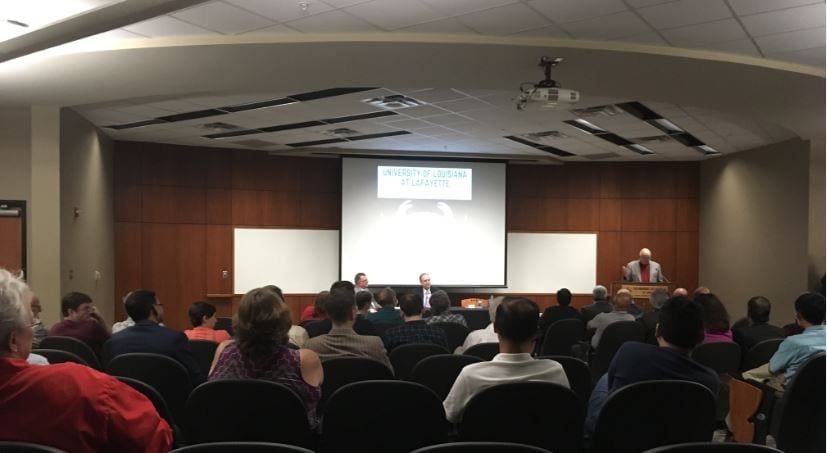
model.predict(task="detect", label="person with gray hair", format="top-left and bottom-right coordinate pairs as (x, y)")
top-left (459, 296), bottom-right (508, 352)
top-left (0, 269), bottom-right (173, 452)
top-left (581, 285), bottom-right (612, 323)
top-left (640, 288), bottom-right (670, 343)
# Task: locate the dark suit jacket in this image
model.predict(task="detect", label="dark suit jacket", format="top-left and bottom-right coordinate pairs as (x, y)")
top-left (580, 300), bottom-right (612, 323)
top-left (538, 306), bottom-right (581, 335)
top-left (639, 310), bottom-right (660, 344)
top-left (733, 322), bottom-right (785, 352)
top-left (108, 320), bottom-right (205, 385)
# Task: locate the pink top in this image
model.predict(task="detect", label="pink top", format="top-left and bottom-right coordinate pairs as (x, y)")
top-left (703, 330), bottom-right (734, 343)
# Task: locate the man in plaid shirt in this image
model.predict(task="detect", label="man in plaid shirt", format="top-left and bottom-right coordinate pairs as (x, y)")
top-left (384, 293), bottom-right (449, 352)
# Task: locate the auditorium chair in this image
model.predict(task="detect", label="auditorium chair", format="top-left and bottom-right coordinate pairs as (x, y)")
top-left (116, 376), bottom-right (183, 446)
top-left (318, 357), bottom-right (394, 414)
top-left (301, 319), bottom-right (331, 338)
top-left (170, 442), bottom-right (314, 453)
top-left (458, 382), bottom-right (583, 453)
top-left (31, 349), bottom-right (89, 367)
top-left (740, 339), bottom-right (783, 372)
top-left (691, 342), bottom-right (742, 375)
top-left (411, 442), bottom-right (553, 453)
top-left (642, 442), bottom-right (783, 452)
top-left (106, 353), bottom-right (193, 426)
top-left (590, 380), bottom-right (716, 453)
top-left (185, 380), bottom-right (314, 449)
top-left (538, 355), bottom-right (592, 407)
top-left (430, 322), bottom-right (470, 352)
top-left (540, 318), bottom-right (585, 356)
top-left (319, 380), bottom-right (448, 453)
top-left (589, 321), bottom-right (645, 382)
top-left (39, 336), bottom-right (102, 370)
top-left (214, 317), bottom-right (233, 337)
top-left (388, 343), bottom-right (450, 380)
top-left (772, 353), bottom-right (825, 453)
top-left (0, 442), bottom-right (67, 452)
top-left (462, 342), bottom-right (499, 361)
top-left (409, 354), bottom-right (483, 400)
top-left (188, 340), bottom-right (218, 376)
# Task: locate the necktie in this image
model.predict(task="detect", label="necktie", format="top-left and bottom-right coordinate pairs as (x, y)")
top-left (424, 290), bottom-right (431, 308)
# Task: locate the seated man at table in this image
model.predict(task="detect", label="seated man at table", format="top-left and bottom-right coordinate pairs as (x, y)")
top-left (383, 294), bottom-right (448, 351)
top-left (443, 298), bottom-right (569, 423)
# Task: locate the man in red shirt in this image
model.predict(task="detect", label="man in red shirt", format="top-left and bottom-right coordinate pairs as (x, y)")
top-left (622, 248), bottom-right (666, 283)
top-left (48, 291), bottom-right (111, 353)
top-left (0, 269), bottom-right (173, 453)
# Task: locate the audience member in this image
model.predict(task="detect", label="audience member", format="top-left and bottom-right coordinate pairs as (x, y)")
top-left (768, 292), bottom-right (825, 385)
top-left (732, 296), bottom-right (784, 351)
top-left (693, 286), bottom-right (711, 298)
top-left (672, 287), bottom-right (689, 297)
top-left (185, 301), bottom-right (231, 343)
top-left (108, 289), bottom-right (204, 384)
top-left (383, 294), bottom-right (449, 351)
top-left (366, 287), bottom-right (403, 325)
top-left (301, 290), bottom-right (329, 322)
top-left (585, 297), bottom-right (719, 433)
top-left (112, 291), bottom-right (135, 334)
top-left (48, 291), bottom-right (110, 353)
top-left (581, 285), bottom-right (612, 323)
top-left (425, 290), bottom-right (467, 328)
top-left (538, 288), bottom-right (580, 335)
top-left (0, 269), bottom-right (173, 452)
top-left (261, 285), bottom-right (312, 346)
top-left (211, 287), bottom-right (322, 427)
top-left (355, 290), bottom-right (374, 316)
top-left (589, 289), bottom-right (635, 349)
top-left (696, 293), bottom-right (733, 343)
top-left (640, 288), bottom-right (670, 343)
top-left (304, 289), bottom-right (392, 371)
top-left (354, 272), bottom-right (369, 292)
top-left (29, 295), bottom-right (47, 348)
top-left (460, 296), bottom-right (506, 352)
top-left (443, 298), bottom-right (569, 423)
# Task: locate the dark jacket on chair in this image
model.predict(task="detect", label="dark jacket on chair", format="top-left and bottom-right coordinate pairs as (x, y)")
top-left (108, 320), bottom-right (205, 384)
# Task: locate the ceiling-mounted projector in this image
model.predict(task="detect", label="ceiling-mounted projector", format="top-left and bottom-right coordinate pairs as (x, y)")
top-left (516, 57), bottom-right (579, 110)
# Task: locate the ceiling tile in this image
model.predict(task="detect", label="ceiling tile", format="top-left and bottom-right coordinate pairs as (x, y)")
top-left (433, 97), bottom-right (492, 112)
top-left (613, 31), bottom-right (669, 45)
top-left (224, 0), bottom-right (334, 22)
top-left (123, 16), bottom-right (220, 37)
top-left (172, 2), bottom-right (276, 34)
top-left (766, 45), bottom-right (826, 66)
top-left (661, 18), bottom-right (749, 47)
top-left (637, 0), bottom-right (731, 30)
top-left (285, 9), bottom-right (382, 32)
top-left (703, 38), bottom-right (762, 56)
top-left (406, 88), bottom-right (466, 103)
top-left (394, 17), bottom-right (477, 33)
top-left (625, 0), bottom-right (678, 7)
top-left (561, 11), bottom-right (652, 39)
top-left (728, 0), bottom-right (822, 16)
top-left (384, 118), bottom-right (434, 129)
top-left (739, 3), bottom-right (825, 37)
top-left (240, 24), bottom-right (302, 34)
top-left (510, 23), bottom-right (570, 37)
top-left (420, 0), bottom-right (518, 16)
top-left (345, 0), bottom-right (445, 30)
top-left (754, 26), bottom-right (825, 53)
top-left (455, 2), bottom-right (551, 35)
top-left (527, 0), bottom-right (629, 24)
top-left (322, 0), bottom-right (372, 7)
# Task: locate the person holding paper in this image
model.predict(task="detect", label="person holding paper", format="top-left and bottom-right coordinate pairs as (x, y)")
top-left (622, 248), bottom-right (666, 283)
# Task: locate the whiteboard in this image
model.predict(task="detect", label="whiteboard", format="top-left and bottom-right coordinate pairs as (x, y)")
top-left (505, 233), bottom-right (597, 294)
top-left (234, 228), bottom-right (339, 294)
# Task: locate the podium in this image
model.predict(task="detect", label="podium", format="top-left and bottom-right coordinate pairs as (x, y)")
top-left (611, 281), bottom-right (676, 311)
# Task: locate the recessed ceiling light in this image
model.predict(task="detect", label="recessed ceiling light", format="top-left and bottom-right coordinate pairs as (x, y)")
top-left (625, 144), bottom-right (655, 155)
top-left (696, 145), bottom-right (720, 155)
top-left (363, 95), bottom-right (424, 110)
top-left (650, 118), bottom-right (685, 133)
top-left (564, 118), bottom-right (605, 134)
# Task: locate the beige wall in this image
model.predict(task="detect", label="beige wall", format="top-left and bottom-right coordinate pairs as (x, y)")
top-left (807, 140), bottom-right (825, 289)
top-left (59, 109), bottom-right (115, 325)
top-left (699, 139), bottom-right (811, 326)
top-left (0, 108), bottom-right (31, 201)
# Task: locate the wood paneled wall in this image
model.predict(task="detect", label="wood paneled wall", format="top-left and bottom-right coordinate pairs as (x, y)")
top-left (114, 142), bottom-right (698, 330)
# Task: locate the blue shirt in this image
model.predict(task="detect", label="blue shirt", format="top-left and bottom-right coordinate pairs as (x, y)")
top-left (769, 324), bottom-right (826, 384)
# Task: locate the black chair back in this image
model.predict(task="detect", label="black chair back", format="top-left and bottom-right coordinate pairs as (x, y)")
top-left (388, 343), bottom-right (450, 380)
top-left (214, 317), bottom-right (233, 337)
top-left (185, 379), bottom-right (313, 448)
top-left (302, 319), bottom-right (331, 338)
top-left (740, 339), bottom-right (783, 372)
top-left (0, 442), bottom-right (67, 453)
top-left (459, 382), bottom-right (583, 453)
top-left (463, 342), bottom-right (500, 361)
top-left (100, 339), bottom-right (113, 367)
top-left (691, 342), bottom-right (742, 375)
top-left (170, 442), bottom-right (315, 453)
top-left (31, 349), bottom-right (89, 366)
top-left (430, 322), bottom-right (470, 352)
top-left (538, 355), bottom-right (592, 406)
top-left (410, 354), bottom-right (483, 400)
top-left (116, 376), bottom-right (182, 444)
top-left (448, 308), bottom-right (490, 331)
top-left (774, 353), bottom-right (825, 453)
top-left (320, 380), bottom-right (447, 453)
top-left (106, 353), bottom-right (193, 425)
top-left (411, 442), bottom-right (553, 453)
top-left (642, 442), bottom-right (783, 452)
top-left (371, 322), bottom-right (398, 340)
top-left (540, 318), bottom-right (585, 356)
top-left (319, 357), bottom-right (394, 414)
top-left (39, 336), bottom-right (102, 370)
top-left (591, 380), bottom-right (716, 453)
top-left (590, 321), bottom-right (644, 381)
top-left (188, 340), bottom-right (218, 376)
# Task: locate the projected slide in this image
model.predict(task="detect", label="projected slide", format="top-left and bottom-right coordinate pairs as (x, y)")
top-left (342, 158), bottom-right (506, 286)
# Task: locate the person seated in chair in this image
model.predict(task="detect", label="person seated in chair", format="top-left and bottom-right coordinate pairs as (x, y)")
top-left (383, 294), bottom-right (448, 351)
top-left (108, 289), bottom-right (205, 385)
top-left (538, 288), bottom-right (580, 343)
top-left (639, 288), bottom-right (670, 344)
top-left (459, 296), bottom-right (507, 353)
top-left (768, 292), bottom-right (825, 386)
top-left (588, 289), bottom-right (636, 349)
top-left (425, 290), bottom-right (467, 328)
top-left (210, 286), bottom-right (323, 428)
top-left (580, 285), bottom-right (612, 323)
top-left (301, 290), bottom-right (329, 322)
top-left (48, 291), bottom-right (110, 354)
top-left (0, 269), bottom-right (173, 453)
top-left (697, 293), bottom-right (734, 343)
top-left (443, 298), bottom-right (569, 423)
top-left (185, 301), bottom-right (231, 343)
top-left (366, 287), bottom-right (403, 325)
top-left (304, 289), bottom-right (392, 371)
top-left (585, 296), bottom-right (719, 434)
top-left (731, 296), bottom-right (784, 352)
